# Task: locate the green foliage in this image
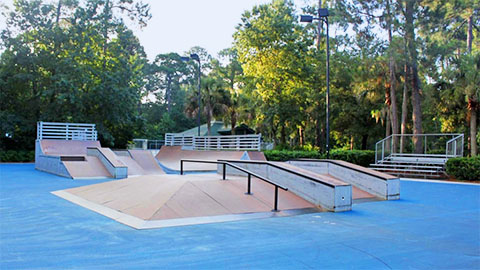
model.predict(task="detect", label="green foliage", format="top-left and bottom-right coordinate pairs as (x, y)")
top-left (329, 150), bottom-right (375, 167)
top-left (446, 156), bottom-right (480, 181)
top-left (263, 150), bottom-right (324, 161)
top-left (263, 149), bottom-right (375, 167)
top-left (0, 0), bottom-right (477, 155)
top-left (0, 150), bottom-right (35, 162)
top-left (0, 0), bottom-right (151, 149)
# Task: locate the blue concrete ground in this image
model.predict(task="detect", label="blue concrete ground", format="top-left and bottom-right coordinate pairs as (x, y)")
top-left (0, 164), bottom-right (479, 269)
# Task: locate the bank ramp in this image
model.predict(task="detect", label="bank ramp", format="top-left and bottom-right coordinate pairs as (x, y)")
top-left (155, 146), bottom-right (266, 172)
top-left (36, 140), bottom-right (163, 179)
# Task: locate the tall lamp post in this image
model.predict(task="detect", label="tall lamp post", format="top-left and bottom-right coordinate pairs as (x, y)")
top-left (181, 53), bottom-right (201, 136)
top-left (300, 8), bottom-right (330, 159)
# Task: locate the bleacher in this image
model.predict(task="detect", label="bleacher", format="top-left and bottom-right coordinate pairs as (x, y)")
top-left (370, 134), bottom-right (464, 178)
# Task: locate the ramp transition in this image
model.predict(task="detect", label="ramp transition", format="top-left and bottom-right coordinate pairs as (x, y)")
top-left (156, 146), bottom-right (266, 172)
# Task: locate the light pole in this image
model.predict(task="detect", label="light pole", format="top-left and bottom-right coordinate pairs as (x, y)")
top-left (181, 53), bottom-right (201, 136)
top-left (300, 8), bottom-right (330, 159)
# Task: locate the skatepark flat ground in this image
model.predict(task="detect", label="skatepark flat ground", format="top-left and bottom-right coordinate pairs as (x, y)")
top-left (1, 164), bottom-right (479, 269)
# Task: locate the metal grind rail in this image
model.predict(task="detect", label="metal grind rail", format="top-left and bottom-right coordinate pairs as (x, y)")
top-left (180, 159), bottom-right (288, 212)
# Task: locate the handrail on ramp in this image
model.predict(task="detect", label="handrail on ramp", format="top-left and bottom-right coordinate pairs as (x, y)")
top-left (180, 159), bottom-right (288, 212)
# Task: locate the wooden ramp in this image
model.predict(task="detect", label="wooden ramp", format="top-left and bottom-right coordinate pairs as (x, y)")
top-left (52, 174), bottom-right (317, 229)
top-left (155, 146), bottom-right (266, 171)
top-left (128, 150), bottom-right (164, 175)
top-left (63, 156), bottom-right (112, 179)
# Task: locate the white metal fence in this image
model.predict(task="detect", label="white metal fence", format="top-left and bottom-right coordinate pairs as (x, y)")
top-left (37, 121), bottom-right (98, 141)
top-left (165, 133), bottom-right (262, 151)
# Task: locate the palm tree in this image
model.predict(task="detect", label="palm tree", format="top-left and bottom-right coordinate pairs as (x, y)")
top-left (185, 76), bottom-right (231, 135)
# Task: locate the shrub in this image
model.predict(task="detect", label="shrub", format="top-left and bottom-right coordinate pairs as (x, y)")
top-left (0, 150), bottom-right (35, 162)
top-left (329, 149), bottom-right (375, 167)
top-left (263, 150), bottom-right (324, 161)
top-left (263, 149), bottom-right (375, 167)
top-left (446, 156), bottom-right (480, 181)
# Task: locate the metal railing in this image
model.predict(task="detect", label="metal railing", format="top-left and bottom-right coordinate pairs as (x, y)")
top-left (180, 159), bottom-right (288, 212)
top-left (37, 121), bottom-right (97, 141)
top-left (375, 133), bottom-right (464, 164)
top-left (446, 134), bottom-right (464, 157)
top-left (165, 133), bottom-right (261, 151)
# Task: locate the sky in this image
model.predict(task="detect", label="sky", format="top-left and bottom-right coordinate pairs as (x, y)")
top-left (0, 0), bottom-right (315, 60)
top-left (133, 0), bottom-right (273, 60)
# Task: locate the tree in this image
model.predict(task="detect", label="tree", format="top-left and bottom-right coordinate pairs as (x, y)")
top-left (234, 0), bottom-right (312, 145)
top-left (0, 0), bottom-right (151, 148)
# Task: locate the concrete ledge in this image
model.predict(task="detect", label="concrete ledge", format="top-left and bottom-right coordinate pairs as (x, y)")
top-left (218, 160), bottom-right (352, 212)
top-left (288, 159), bottom-right (400, 200)
top-left (87, 147), bottom-right (127, 179)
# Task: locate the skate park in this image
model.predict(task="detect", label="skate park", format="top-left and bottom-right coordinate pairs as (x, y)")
top-left (31, 121), bottom-right (404, 229)
top-left (2, 0), bottom-right (479, 267)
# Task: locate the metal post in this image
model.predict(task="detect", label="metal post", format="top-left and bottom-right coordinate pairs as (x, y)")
top-left (382, 140), bottom-right (385, 161)
top-left (273, 186), bottom-right (279, 212)
top-left (245, 174), bottom-right (252, 195)
top-left (180, 161), bottom-right (183, 175)
top-left (461, 135), bottom-right (464, 157)
top-left (325, 16), bottom-right (330, 160)
top-left (222, 163), bottom-right (226, 180)
top-left (197, 61), bottom-right (201, 136)
top-left (424, 135), bottom-right (427, 154)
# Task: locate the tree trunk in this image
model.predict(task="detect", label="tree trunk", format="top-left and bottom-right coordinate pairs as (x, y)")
top-left (470, 106), bottom-right (478, 156)
top-left (467, 15), bottom-right (477, 156)
top-left (230, 109), bottom-right (236, 135)
top-left (315, 113), bottom-right (322, 148)
top-left (386, 108), bottom-right (391, 138)
top-left (166, 74), bottom-right (172, 113)
top-left (467, 16), bottom-right (473, 53)
top-left (400, 62), bottom-right (409, 153)
top-left (206, 87), bottom-right (212, 136)
top-left (386, 0), bottom-right (398, 152)
top-left (350, 135), bottom-right (354, 150)
top-left (361, 134), bottom-right (368, 150)
top-left (385, 108), bottom-right (391, 153)
top-left (56, 0), bottom-right (62, 26)
top-left (299, 126), bottom-right (304, 146)
top-left (280, 124), bottom-right (286, 145)
top-left (405, 0), bottom-right (423, 154)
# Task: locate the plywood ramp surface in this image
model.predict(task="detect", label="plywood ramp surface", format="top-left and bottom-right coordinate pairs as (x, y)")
top-left (155, 147), bottom-right (267, 171)
top-left (128, 150), bottom-right (164, 174)
top-left (40, 140), bottom-right (101, 156)
top-left (156, 146), bottom-right (245, 171)
top-left (59, 174), bottom-right (316, 222)
top-left (117, 155), bottom-right (145, 175)
top-left (63, 156), bottom-right (111, 179)
top-left (247, 151), bottom-right (267, 161)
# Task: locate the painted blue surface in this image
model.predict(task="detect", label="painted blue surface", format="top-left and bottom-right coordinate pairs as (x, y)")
top-left (1, 163), bottom-right (479, 269)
